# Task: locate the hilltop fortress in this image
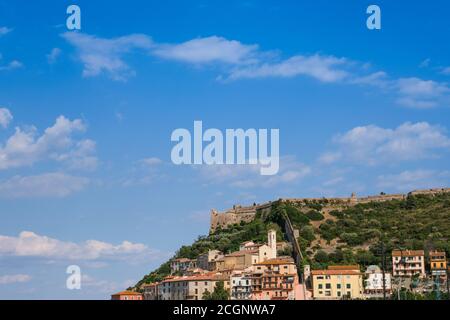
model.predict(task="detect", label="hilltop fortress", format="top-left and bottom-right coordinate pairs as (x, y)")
top-left (210, 188), bottom-right (450, 233)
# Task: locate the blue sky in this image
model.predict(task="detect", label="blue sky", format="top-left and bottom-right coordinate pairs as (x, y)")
top-left (0, 0), bottom-right (449, 299)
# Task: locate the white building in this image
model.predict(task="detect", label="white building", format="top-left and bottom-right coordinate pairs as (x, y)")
top-left (230, 272), bottom-right (252, 300)
top-left (364, 265), bottom-right (392, 298)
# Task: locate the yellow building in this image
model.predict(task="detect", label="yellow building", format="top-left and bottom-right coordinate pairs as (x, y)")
top-left (311, 266), bottom-right (363, 300)
top-left (430, 251), bottom-right (447, 279)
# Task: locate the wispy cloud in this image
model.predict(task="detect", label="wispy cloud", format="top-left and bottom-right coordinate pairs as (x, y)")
top-left (0, 60), bottom-right (23, 71)
top-left (0, 107), bottom-right (13, 128)
top-left (197, 155), bottom-right (311, 188)
top-left (0, 231), bottom-right (162, 263)
top-left (46, 48), bottom-right (61, 64)
top-left (0, 26), bottom-right (12, 37)
top-left (377, 170), bottom-right (450, 192)
top-left (0, 274), bottom-right (31, 285)
top-left (154, 36), bottom-right (259, 65)
top-left (320, 122), bottom-right (450, 166)
top-left (226, 54), bottom-right (350, 83)
top-left (0, 172), bottom-right (89, 198)
top-left (62, 32), bottom-right (450, 108)
top-left (61, 32), bottom-right (153, 81)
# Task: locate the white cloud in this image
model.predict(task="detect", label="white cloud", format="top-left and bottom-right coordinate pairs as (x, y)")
top-left (323, 122), bottom-right (450, 165)
top-left (140, 157), bottom-right (163, 166)
top-left (52, 139), bottom-right (98, 171)
top-left (61, 32), bottom-right (153, 81)
top-left (198, 156), bottom-right (311, 188)
top-left (318, 151), bottom-right (342, 164)
top-left (419, 58), bottom-right (431, 68)
top-left (61, 33), bottom-right (450, 108)
top-left (0, 27), bottom-right (12, 37)
top-left (0, 115), bottom-right (97, 171)
top-left (377, 170), bottom-right (450, 192)
top-left (0, 172), bottom-right (89, 198)
top-left (0, 274), bottom-right (31, 285)
top-left (441, 67), bottom-right (450, 75)
top-left (395, 77), bottom-right (450, 108)
top-left (0, 231), bottom-right (155, 262)
top-left (121, 157), bottom-right (166, 187)
top-left (0, 107), bottom-right (13, 128)
top-left (46, 48), bottom-right (61, 64)
top-left (228, 54), bottom-right (350, 83)
top-left (0, 60), bottom-right (23, 71)
top-left (154, 36), bottom-right (259, 65)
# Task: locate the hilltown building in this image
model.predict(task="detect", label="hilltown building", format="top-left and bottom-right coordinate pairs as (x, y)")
top-left (170, 258), bottom-right (197, 275)
top-left (215, 230), bottom-right (277, 271)
top-left (197, 250), bottom-right (224, 271)
top-left (364, 265), bottom-right (392, 298)
top-left (230, 272), bottom-right (253, 300)
top-left (311, 266), bottom-right (364, 300)
top-left (158, 273), bottom-right (219, 300)
top-left (429, 251), bottom-right (447, 280)
top-left (111, 290), bottom-right (143, 301)
top-left (251, 258), bottom-right (299, 300)
top-left (392, 250), bottom-right (426, 278)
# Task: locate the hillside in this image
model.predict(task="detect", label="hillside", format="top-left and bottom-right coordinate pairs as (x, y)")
top-left (134, 191), bottom-right (450, 289)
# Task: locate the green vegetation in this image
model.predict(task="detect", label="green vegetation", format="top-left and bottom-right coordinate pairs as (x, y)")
top-left (135, 192), bottom-right (450, 288)
top-left (202, 281), bottom-right (230, 300)
top-left (135, 206), bottom-right (285, 288)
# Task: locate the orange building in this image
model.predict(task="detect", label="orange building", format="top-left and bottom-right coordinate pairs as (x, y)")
top-left (250, 258), bottom-right (299, 300)
top-left (111, 290), bottom-right (143, 301)
top-left (429, 251), bottom-right (447, 279)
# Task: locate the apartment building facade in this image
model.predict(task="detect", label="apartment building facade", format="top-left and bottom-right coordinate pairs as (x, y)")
top-left (251, 258), bottom-right (298, 300)
top-left (392, 250), bottom-right (426, 278)
top-left (311, 266), bottom-right (364, 300)
top-left (429, 251), bottom-right (447, 279)
top-left (364, 265), bottom-right (392, 298)
top-left (230, 273), bottom-right (252, 300)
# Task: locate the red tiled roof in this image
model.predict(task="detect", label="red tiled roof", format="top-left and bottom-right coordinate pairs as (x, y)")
top-left (254, 258), bottom-right (294, 266)
top-left (112, 290), bottom-right (142, 296)
top-left (392, 250), bottom-right (424, 257)
top-left (226, 250), bottom-right (259, 257)
top-left (328, 265), bottom-right (360, 271)
top-left (311, 270), bottom-right (361, 276)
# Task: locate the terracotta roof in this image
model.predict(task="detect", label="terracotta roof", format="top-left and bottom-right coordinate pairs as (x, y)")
top-left (254, 258), bottom-right (294, 266)
top-left (162, 272), bottom-right (219, 283)
top-left (226, 250), bottom-right (259, 257)
top-left (429, 251), bottom-right (446, 257)
top-left (328, 265), bottom-right (360, 271)
top-left (112, 290), bottom-right (142, 296)
top-left (311, 270), bottom-right (361, 276)
top-left (392, 250), bottom-right (424, 257)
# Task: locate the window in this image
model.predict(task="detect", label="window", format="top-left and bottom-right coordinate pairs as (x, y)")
top-left (318, 284), bottom-right (323, 289)
top-left (337, 291), bottom-right (341, 297)
top-left (337, 284), bottom-right (341, 289)
top-left (346, 284), bottom-right (351, 289)
top-left (325, 284), bottom-right (331, 289)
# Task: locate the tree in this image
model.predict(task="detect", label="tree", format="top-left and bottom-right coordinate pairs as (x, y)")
top-left (203, 281), bottom-right (230, 300)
